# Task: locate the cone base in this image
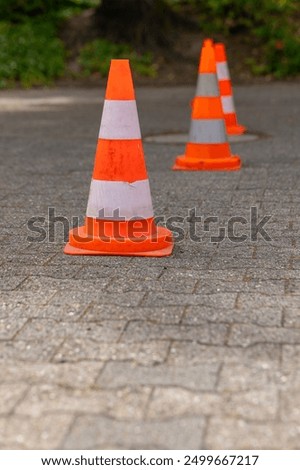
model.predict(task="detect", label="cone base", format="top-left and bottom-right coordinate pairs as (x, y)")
top-left (64, 225), bottom-right (173, 258)
top-left (226, 124), bottom-right (246, 135)
top-left (172, 154), bottom-right (242, 171)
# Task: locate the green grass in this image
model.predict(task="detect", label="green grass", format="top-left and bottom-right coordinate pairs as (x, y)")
top-left (79, 39), bottom-right (157, 78)
top-left (0, 20), bottom-right (65, 88)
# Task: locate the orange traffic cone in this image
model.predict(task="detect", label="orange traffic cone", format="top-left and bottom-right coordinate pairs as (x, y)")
top-left (173, 41), bottom-right (241, 171)
top-left (214, 42), bottom-right (246, 135)
top-left (64, 59), bottom-right (173, 257)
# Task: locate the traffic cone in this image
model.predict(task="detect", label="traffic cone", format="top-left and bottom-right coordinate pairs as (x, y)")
top-left (214, 42), bottom-right (246, 135)
top-left (173, 41), bottom-right (241, 171)
top-left (64, 59), bottom-right (173, 257)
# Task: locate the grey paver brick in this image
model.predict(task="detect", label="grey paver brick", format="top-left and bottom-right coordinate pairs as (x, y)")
top-left (120, 321), bottom-right (228, 345)
top-left (0, 339), bottom-right (63, 362)
top-left (106, 276), bottom-right (197, 294)
top-left (142, 292), bottom-right (237, 308)
top-left (0, 290), bottom-right (57, 317)
top-left (205, 417), bottom-right (300, 449)
top-left (0, 361), bottom-right (104, 389)
top-left (26, 302), bottom-right (90, 321)
top-left (82, 305), bottom-right (184, 324)
top-left (49, 290), bottom-right (145, 307)
top-left (183, 305), bottom-right (282, 327)
top-left (283, 308), bottom-right (300, 328)
top-left (148, 387), bottom-right (278, 421)
top-left (0, 318), bottom-right (28, 339)
top-left (0, 276), bottom-right (27, 291)
top-left (228, 324), bottom-right (300, 347)
top-left (0, 414), bottom-right (74, 449)
top-left (15, 319), bottom-right (125, 342)
top-left (15, 384), bottom-right (151, 420)
top-left (218, 363), bottom-right (276, 392)
top-left (63, 415), bottom-right (205, 449)
top-left (280, 390), bottom-right (300, 423)
top-left (98, 361), bottom-right (220, 391)
top-left (0, 383), bottom-right (28, 414)
top-left (54, 340), bottom-right (171, 366)
top-left (73, 265), bottom-right (164, 280)
top-left (19, 276), bottom-right (109, 293)
top-left (282, 345), bottom-right (300, 369)
top-left (168, 342), bottom-right (281, 366)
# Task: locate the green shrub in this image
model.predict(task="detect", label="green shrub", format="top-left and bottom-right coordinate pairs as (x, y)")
top-left (0, 20), bottom-right (65, 88)
top-left (195, 0), bottom-right (300, 77)
top-left (79, 39), bottom-right (157, 77)
top-left (0, 0), bottom-right (100, 22)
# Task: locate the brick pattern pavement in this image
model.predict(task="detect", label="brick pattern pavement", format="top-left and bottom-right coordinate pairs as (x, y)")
top-left (0, 84), bottom-right (299, 449)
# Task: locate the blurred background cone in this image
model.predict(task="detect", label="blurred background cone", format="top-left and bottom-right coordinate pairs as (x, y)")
top-left (215, 42), bottom-right (246, 135)
top-left (173, 41), bottom-right (242, 171)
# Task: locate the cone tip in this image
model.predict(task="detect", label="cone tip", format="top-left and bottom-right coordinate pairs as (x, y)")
top-left (105, 59), bottom-right (135, 100)
top-left (199, 40), bottom-right (216, 73)
top-left (203, 38), bottom-right (214, 48)
top-left (214, 43), bottom-right (226, 61)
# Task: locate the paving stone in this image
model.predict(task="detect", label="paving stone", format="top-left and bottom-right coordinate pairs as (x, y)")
top-left (19, 276), bottom-right (109, 292)
top-left (148, 387), bottom-right (278, 421)
top-left (4, 253), bottom-right (57, 265)
top-left (99, 361), bottom-right (220, 391)
top-left (0, 383), bottom-right (28, 414)
top-left (0, 276), bottom-right (27, 291)
top-left (121, 321), bottom-right (228, 345)
top-left (205, 417), bottom-right (300, 449)
top-left (0, 318), bottom-right (27, 339)
top-left (74, 265), bottom-right (164, 280)
top-left (0, 290), bottom-right (57, 317)
top-left (0, 338), bottom-right (63, 362)
top-left (106, 276), bottom-right (197, 294)
top-left (25, 302), bottom-right (90, 321)
top-left (63, 415), bottom-right (205, 449)
top-left (83, 305), bottom-right (184, 323)
top-left (238, 293), bottom-right (300, 310)
top-left (194, 279), bottom-right (285, 296)
top-left (286, 279), bottom-right (300, 295)
top-left (0, 361), bottom-right (104, 389)
top-left (142, 292), bottom-right (237, 308)
top-left (0, 264), bottom-right (81, 279)
top-left (280, 390), bottom-right (300, 422)
top-left (283, 308), bottom-right (300, 328)
top-left (54, 340), bottom-right (171, 366)
top-left (16, 319), bottom-right (126, 343)
top-left (49, 290), bottom-right (145, 307)
top-left (218, 363), bottom-right (277, 392)
top-left (15, 384), bottom-right (151, 420)
top-left (168, 342), bottom-right (281, 366)
top-left (0, 414), bottom-right (74, 449)
top-left (183, 305), bottom-right (282, 327)
top-left (228, 324), bottom-right (300, 347)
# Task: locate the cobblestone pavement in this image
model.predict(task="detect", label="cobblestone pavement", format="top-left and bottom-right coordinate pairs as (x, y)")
top-left (0, 83), bottom-right (299, 449)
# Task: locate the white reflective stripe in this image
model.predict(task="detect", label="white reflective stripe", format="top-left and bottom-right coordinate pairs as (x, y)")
top-left (195, 73), bottom-right (219, 97)
top-left (99, 100), bottom-right (141, 140)
top-left (86, 179), bottom-right (153, 220)
top-left (216, 62), bottom-right (230, 80)
top-left (189, 119), bottom-right (227, 144)
top-left (221, 96), bottom-right (235, 114)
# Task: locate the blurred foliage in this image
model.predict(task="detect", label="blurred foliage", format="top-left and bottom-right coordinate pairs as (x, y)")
top-left (0, 0), bottom-right (100, 22)
top-left (79, 39), bottom-right (157, 77)
top-left (169, 0), bottom-right (300, 77)
top-left (0, 20), bottom-right (65, 88)
top-left (0, 0), bottom-right (298, 87)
